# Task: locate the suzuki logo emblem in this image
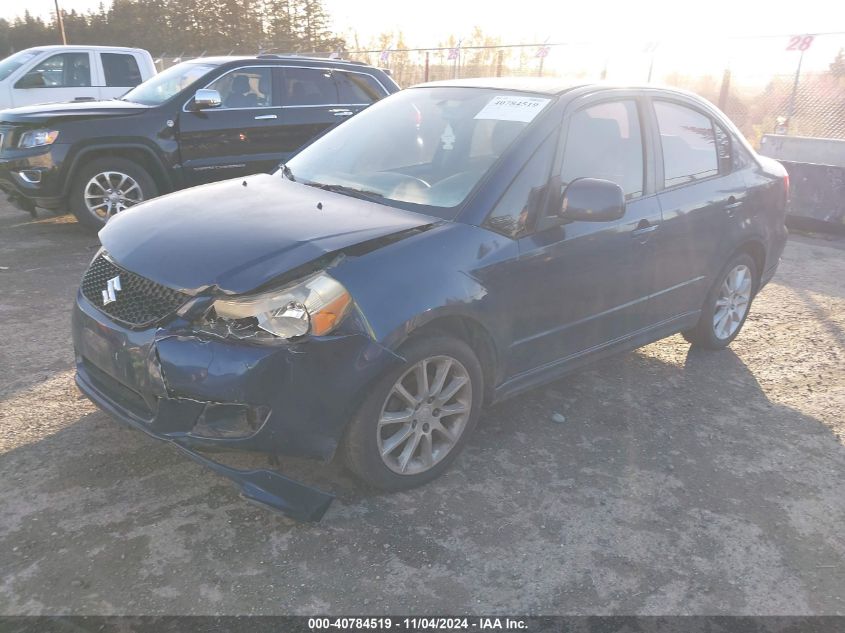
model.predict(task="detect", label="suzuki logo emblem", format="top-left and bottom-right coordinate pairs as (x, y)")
top-left (102, 275), bottom-right (122, 305)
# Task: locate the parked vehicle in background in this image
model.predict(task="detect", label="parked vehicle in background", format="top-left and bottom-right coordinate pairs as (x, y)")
top-left (71, 79), bottom-right (788, 521)
top-left (0, 55), bottom-right (399, 228)
top-left (0, 45), bottom-right (156, 109)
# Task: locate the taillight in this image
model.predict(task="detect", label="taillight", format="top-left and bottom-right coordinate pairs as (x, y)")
top-left (783, 173), bottom-right (790, 201)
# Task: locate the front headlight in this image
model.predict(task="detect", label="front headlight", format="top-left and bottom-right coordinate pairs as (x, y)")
top-left (18, 129), bottom-right (59, 148)
top-left (211, 272), bottom-right (352, 339)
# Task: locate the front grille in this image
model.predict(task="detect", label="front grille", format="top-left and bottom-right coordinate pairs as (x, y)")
top-left (81, 253), bottom-right (189, 327)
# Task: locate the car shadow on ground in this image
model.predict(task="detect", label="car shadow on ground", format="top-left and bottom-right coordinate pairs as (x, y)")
top-left (2, 338), bottom-right (843, 613)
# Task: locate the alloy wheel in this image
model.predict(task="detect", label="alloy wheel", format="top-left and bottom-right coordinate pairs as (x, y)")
top-left (377, 355), bottom-right (472, 475)
top-left (84, 171), bottom-right (144, 220)
top-left (713, 263), bottom-right (752, 340)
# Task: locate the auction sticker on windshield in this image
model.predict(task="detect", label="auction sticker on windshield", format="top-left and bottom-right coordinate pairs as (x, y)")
top-left (474, 95), bottom-right (551, 122)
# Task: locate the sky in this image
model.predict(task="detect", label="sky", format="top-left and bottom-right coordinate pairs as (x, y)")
top-left (8, 0), bottom-right (845, 47)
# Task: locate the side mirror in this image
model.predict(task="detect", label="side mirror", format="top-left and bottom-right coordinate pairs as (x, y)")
top-left (192, 88), bottom-right (222, 110)
top-left (559, 177), bottom-right (625, 222)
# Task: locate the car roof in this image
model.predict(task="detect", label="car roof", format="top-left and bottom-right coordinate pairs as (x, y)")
top-left (27, 45), bottom-right (147, 53)
top-left (411, 77), bottom-right (704, 100)
top-left (183, 55), bottom-right (381, 71)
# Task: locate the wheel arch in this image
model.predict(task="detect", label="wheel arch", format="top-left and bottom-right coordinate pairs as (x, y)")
top-left (63, 143), bottom-right (174, 196)
top-left (733, 239), bottom-right (766, 293)
top-left (402, 314), bottom-right (499, 405)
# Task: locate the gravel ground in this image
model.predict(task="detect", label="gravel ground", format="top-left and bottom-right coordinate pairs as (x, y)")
top-left (0, 202), bottom-right (843, 615)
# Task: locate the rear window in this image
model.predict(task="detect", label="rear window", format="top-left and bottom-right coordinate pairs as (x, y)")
top-left (101, 53), bottom-right (143, 87)
top-left (282, 67), bottom-right (337, 106)
top-left (335, 71), bottom-right (384, 104)
top-left (654, 101), bottom-right (719, 187)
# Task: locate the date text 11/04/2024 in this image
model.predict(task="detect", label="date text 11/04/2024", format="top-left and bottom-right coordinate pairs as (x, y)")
top-left (307, 618), bottom-right (528, 630)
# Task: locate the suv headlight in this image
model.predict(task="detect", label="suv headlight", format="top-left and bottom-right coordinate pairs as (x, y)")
top-left (18, 129), bottom-right (59, 148)
top-left (211, 272), bottom-right (352, 339)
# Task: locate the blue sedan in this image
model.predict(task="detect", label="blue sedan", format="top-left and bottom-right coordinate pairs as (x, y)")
top-left (72, 79), bottom-right (789, 520)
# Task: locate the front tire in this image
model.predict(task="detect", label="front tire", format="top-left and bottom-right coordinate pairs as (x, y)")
top-left (342, 334), bottom-right (484, 491)
top-left (683, 252), bottom-right (757, 350)
top-left (70, 157), bottom-right (158, 230)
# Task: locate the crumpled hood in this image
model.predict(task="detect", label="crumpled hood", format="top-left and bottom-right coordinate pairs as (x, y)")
top-left (0, 100), bottom-right (150, 124)
top-left (99, 174), bottom-right (437, 294)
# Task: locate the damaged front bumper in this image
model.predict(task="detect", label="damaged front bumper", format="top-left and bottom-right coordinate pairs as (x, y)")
top-left (72, 289), bottom-right (402, 521)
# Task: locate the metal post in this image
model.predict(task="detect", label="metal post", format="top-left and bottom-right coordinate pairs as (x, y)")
top-left (538, 55), bottom-right (544, 77)
top-left (647, 53), bottom-right (655, 82)
top-left (54, 0), bottom-right (67, 45)
top-left (788, 49), bottom-right (804, 120)
top-left (718, 68), bottom-right (731, 110)
top-left (496, 50), bottom-right (504, 77)
top-left (424, 51), bottom-right (430, 82)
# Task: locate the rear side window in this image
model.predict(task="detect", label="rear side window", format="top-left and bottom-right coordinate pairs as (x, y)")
top-left (101, 53), bottom-right (143, 87)
top-left (207, 68), bottom-right (274, 108)
top-left (335, 71), bottom-right (384, 104)
top-left (17, 52), bottom-right (91, 88)
top-left (654, 101), bottom-right (719, 187)
top-left (283, 67), bottom-right (338, 106)
top-left (560, 100), bottom-right (644, 199)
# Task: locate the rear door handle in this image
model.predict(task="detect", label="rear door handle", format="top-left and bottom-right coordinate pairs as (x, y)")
top-left (254, 114), bottom-right (278, 120)
top-left (631, 220), bottom-right (659, 237)
top-left (329, 109), bottom-right (354, 117)
top-left (724, 196), bottom-right (743, 214)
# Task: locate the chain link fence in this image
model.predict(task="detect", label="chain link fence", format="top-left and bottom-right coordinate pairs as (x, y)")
top-left (154, 32), bottom-right (845, 147)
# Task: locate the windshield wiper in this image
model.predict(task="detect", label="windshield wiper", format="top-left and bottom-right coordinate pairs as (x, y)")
top-left (305, 181), bottom-right (384, 203)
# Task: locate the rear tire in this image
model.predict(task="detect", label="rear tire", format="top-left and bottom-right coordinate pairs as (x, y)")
top-left (342, 334), bottom-right (484, 491)
top-left (70, 157), bottom-right (158, 230)
top-left (683, 252), bottom-right (757, 350)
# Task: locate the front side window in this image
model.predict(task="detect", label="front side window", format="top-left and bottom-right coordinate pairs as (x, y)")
top-left (101, 53), bottom-right (143, 87)
top-left (485, 134), bottom-right (555, 238)
top-left (283, 67), bottom-right (338, 106)
top-left (654, 101), bottom-right (719, 187)
top-left (122, 62), bottom-right (216, 105)
top-left (335, 71), bottom-right (383, 104)
top-left (286, 88), bottom-right (552, 217)
top-left (207, 68), bottom-right (274, 108)
top-left (17, 53), bottom-right (90, 88)
top-left (0, 50), bottom-right (40, 82)
top-left (560, 100), bottom-right (644, 199)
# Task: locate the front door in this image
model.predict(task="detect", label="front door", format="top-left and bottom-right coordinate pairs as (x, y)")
top-left (12, 51), bottom-right (100, 107)
top-left (507, 97), bottom-right (662, 376)
top-left (178, 66), bottom-right (286, 186)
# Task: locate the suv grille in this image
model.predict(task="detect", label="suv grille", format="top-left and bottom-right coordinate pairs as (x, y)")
top-left (81, 253), bottom-right (189, 327)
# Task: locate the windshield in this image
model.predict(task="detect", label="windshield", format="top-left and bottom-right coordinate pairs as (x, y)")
top-left (0, 50), bottom-right (40, 82)
top-left (285, 87), bottom-right (552, 217)
top-left (121, 62), bottom-right (216, 105)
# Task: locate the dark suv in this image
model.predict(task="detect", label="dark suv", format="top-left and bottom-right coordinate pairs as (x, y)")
top-left (0, 55), bottom-right (398, 227)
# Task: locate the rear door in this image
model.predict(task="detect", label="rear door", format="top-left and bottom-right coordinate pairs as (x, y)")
top-left (178, 65), bottom-right (286, 186)
top-left (647, 97), bottom-right (748, 319)
top-left (275, 67), bottom-right (387, 160)
top-left (98, 52), bottom-right (145, 100)
top-left (12, 51), bottom-right (99, 106)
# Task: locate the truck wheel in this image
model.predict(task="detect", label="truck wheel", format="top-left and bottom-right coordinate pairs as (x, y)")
top-left (683, 252), bottom-right (757, 350)
top-left (343, 334), bottom-right (484, 491)
top-left (70, 157), bottom-right (158, 229)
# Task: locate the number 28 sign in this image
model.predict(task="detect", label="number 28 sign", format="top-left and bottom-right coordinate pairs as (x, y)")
top-left (786, 35), bottom-right (815, 51)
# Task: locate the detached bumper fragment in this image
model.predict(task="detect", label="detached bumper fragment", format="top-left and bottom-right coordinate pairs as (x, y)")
top-left (75, 367), bottom-right (335, 522)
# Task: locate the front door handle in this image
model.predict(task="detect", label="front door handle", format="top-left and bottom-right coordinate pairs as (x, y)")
top-left (329, 109), bottom-right (354, 117)
top-left (254, 114), bottom-right (278, 120)
top-left (631, 220), bottom-right (659, 237)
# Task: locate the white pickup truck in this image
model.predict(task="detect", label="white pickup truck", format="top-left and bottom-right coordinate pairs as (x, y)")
top-left (0, 45), bottom-right (156, 109)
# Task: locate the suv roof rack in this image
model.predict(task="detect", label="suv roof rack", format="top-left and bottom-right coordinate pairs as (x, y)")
top-left (255, 53), bottom-right (367, 66)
